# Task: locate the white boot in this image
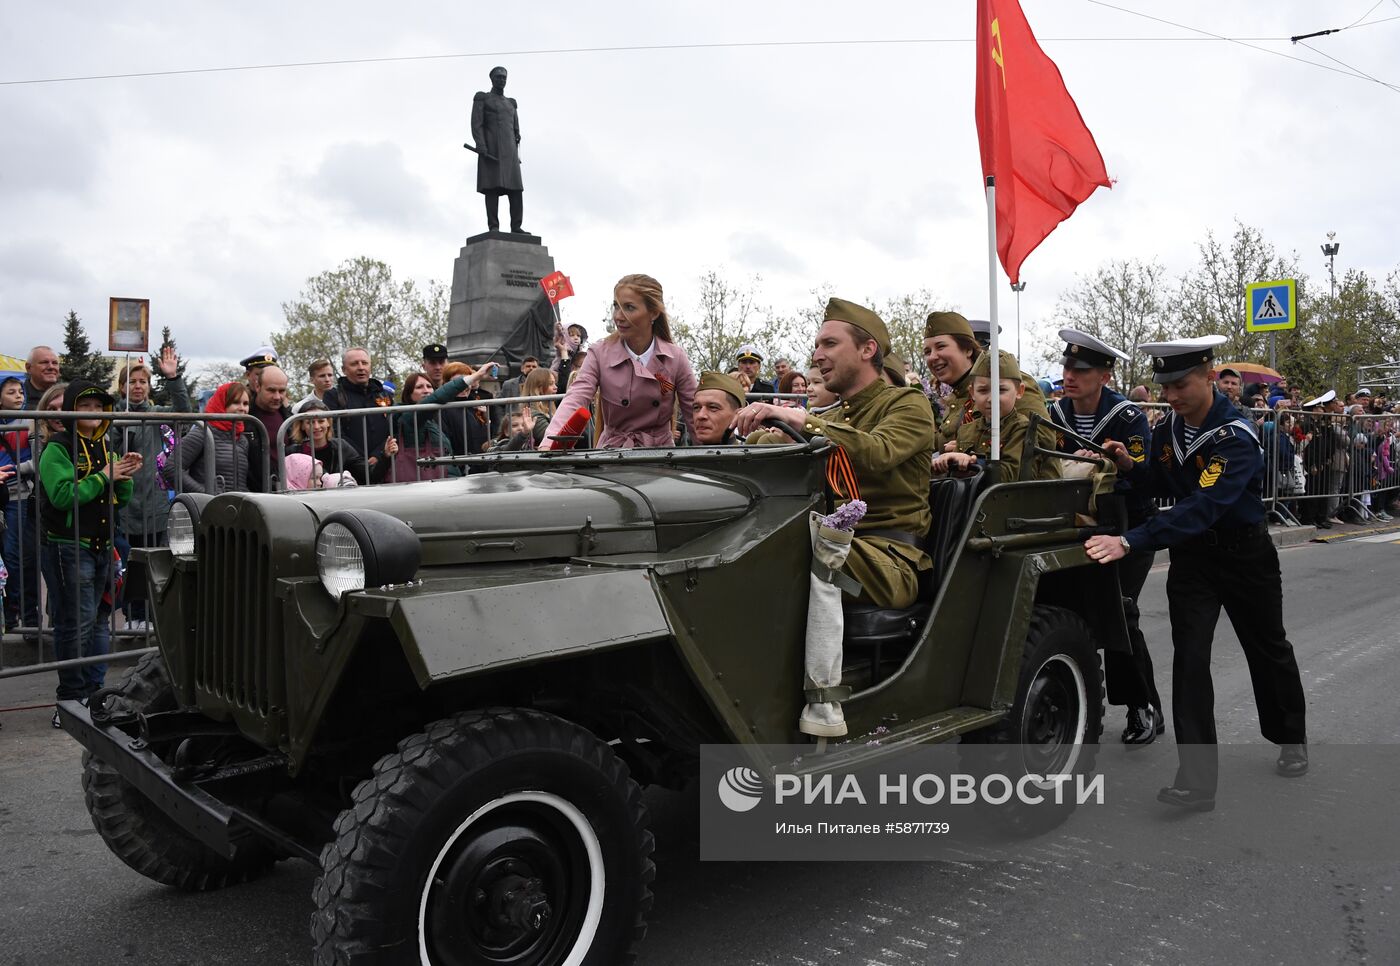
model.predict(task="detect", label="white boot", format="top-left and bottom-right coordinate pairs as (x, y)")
top-left (799, 702), bottom-right (847, 737)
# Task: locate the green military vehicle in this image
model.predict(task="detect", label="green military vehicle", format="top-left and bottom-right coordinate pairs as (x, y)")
top-left (60, 433), bottom-right (1125, 965)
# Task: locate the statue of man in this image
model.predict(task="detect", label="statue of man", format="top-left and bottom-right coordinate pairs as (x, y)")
top-left (469, 66), bottom-right (526, 234)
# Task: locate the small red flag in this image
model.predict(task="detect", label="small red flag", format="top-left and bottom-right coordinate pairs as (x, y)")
top-left (539, 270), bottom-right (575, 304)
top-left (975, 0), bottom-right (1110, 284)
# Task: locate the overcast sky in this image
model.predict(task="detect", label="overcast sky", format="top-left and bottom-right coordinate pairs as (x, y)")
top-left (3, 0), bottom-right (1398, 374)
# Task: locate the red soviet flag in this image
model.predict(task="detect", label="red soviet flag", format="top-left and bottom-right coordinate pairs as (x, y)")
top-left (539, 270), bottom-right (575, 304)
top-left (975, 0), bottom-right (1110, 284)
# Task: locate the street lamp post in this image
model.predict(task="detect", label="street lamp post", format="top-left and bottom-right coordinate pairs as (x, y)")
top-left (1320, 232), bottom-right (1340, 385)
top-left (1010, 281), bottom-right (1026, 359)
top-left (1321, 232), bottom-right (1340, 299)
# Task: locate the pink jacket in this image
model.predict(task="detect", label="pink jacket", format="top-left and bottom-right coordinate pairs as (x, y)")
top-left (545, 336), bottom-right (697, 448)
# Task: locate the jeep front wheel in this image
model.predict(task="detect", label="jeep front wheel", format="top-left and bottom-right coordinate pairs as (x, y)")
top-left (311, 708), bottom-right (654, 966)
top-left (961, 604), bottom-right (1105, 833)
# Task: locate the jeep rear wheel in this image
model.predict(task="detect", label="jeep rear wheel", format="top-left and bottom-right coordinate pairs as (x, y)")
top-left (311, 708), bottom-right (654, 966)
top-left (81, 652), bottom-right (276, 890)
top-left (961, 605), bottom-right (1105, 833)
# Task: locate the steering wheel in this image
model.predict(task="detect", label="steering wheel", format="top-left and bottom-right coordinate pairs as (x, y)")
top-left (761, 417), bottom-right (809, 444)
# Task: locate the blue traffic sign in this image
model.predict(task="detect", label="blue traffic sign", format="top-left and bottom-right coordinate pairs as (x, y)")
top-left (1245, 279), bottom-right (1297, 332)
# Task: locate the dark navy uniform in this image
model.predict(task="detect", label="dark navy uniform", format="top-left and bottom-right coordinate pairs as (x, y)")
top-left (1051, 389), bottom-right (1161, 718)
top-left (1123, 390), bottom-right (1307, 793)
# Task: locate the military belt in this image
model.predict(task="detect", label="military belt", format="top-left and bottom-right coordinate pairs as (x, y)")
top-left (860, 528), bottom-right (919, 547)
top-left (1181, 520), bottom-right (1268, 550)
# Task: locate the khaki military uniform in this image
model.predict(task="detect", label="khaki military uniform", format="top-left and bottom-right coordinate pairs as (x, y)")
top-left (954, 408), bottom-right (1061, 482)
top-left (935, 365), bottom-right (1056, 455)
top-left (802, 379), bottom-right (935, 609)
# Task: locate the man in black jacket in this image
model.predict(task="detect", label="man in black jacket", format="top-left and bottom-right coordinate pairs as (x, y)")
top-left (323, 347), bottom-right (396, 479)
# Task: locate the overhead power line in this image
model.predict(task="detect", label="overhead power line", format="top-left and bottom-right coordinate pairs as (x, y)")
top-left (1087, 0), bottom-right (1400, 95)
top-left (0, 34), bottom-right (1300, 88)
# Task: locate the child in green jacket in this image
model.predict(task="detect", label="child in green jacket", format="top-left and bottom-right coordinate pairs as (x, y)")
top-left (39, 380), bottom-right (137, 720)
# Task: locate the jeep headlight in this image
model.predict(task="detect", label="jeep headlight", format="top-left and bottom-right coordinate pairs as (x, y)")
top-left (316, 510), bottom-right (421, 600)
top-left (167, 493), bottom-right (212, 557)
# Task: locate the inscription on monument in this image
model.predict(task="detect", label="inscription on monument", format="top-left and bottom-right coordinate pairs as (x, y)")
top-left (501, 270), bottom-right (539, 289)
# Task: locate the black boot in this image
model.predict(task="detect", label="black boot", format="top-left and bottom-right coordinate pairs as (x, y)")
top-left (1157, 785), bottom-right (1215, 811)
top-left (1276, 743), bottom-right (1308, 777)
top-left (1122, 705), bottom-right (1161, 746)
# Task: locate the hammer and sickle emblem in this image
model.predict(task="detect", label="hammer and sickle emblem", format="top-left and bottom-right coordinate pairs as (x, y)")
top-left (991, 18), bottom-right (1006, 89)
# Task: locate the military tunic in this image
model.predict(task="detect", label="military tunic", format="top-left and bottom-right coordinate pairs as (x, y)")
top-left (802, 379), bottom-right (935, 609)
top-left (954, 408), bottom-right (1060, 482)
top-left (934, 364), bottom-right (1056, 455)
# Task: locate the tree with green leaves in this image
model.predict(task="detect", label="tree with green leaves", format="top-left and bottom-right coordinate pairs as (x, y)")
top-left (58, 310), bottom-right (115, 388)
top-left (1280, 269), bottom-right (1400, 395)
top-left (272, 257), bottom-right (447, 394)
top-left (1049, 259), bottom-right (1175, 389)
top-left (671, 269), bottom-right (800, 373)
top-left (1174, 220), bottom-right (1299, 361)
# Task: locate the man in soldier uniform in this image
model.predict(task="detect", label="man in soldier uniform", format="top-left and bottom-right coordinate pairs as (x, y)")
top-left (733, 299), bottom-right (934, 609)
top-left (690, 372), bottom-right (745, 445)
top-left (1052, 329), bottom-right (1164, 745)
top-left (469, 66), bottom-right (526, 234)
top-left (1085, 336), bottom-right (1308, 812)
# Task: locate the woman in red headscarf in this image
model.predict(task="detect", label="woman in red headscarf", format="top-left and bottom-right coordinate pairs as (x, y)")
top-left (176, 382), bottom-right (256, 493)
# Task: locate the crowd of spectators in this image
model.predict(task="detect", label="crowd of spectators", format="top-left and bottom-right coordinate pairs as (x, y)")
top-left (4, 283), bottom-right (1400, 723)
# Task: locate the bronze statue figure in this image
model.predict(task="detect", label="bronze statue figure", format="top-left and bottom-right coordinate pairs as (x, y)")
top-left (467, 66), bottom-right (525, 234)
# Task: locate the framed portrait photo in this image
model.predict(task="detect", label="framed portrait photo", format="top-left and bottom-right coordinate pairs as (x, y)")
top-left (109, 297), bottom-right (150, 353)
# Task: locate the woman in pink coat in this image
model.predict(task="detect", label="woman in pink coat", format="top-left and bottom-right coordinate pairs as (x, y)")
top-left (543, 273), bottom-right (697, 448)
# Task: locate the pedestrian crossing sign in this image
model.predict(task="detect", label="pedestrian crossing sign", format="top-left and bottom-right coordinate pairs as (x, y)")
top-left (1245, 279), bottom-right (1297, 332)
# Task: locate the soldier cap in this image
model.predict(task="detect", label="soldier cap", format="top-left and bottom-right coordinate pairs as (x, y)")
top-left (969, 348), bottom-right (1022, 381)
top-left (923, 311), bottom-right (975, 342)
top-left (824, 298), bottom-right (891, 355)
top-left (882, 351), bottom-right (908, 387)
top-left (697, 371), bottom-right (746, 408)
top-left (422, 343), bottom-right (449, 361)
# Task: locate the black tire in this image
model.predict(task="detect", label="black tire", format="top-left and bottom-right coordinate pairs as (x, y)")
top-left (311, 708), bottom-right (655, 966)
top-left (961, 605), bottom-right (1105, 834)
top-left (81, 652), bottom-right (277, 890)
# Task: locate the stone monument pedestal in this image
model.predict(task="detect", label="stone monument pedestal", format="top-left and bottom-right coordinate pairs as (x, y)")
top-left (446, 233), bottom-right (556, 367)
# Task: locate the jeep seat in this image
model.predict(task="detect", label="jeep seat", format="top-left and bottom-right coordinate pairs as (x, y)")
top-left (841, 469), bottom-right (986, 683)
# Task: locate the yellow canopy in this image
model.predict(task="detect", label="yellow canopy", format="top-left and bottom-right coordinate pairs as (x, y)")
top-left (0, 354), bottom-right (26, 377)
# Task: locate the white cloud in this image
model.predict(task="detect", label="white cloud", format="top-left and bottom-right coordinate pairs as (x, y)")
top-left (1, 0), bottom-right (1397, 367)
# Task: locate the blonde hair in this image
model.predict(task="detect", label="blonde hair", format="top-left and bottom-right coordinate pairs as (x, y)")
top-left (521, 366), bottom-right (556, 416)
top-left (612, 274), bottom-right (673, 343)
top-left (118, 361), bottom-right (152, 390)
top-left (290, 399), bottom-right (334, 444)
top-left (36, 382), bottom-right (68, 439)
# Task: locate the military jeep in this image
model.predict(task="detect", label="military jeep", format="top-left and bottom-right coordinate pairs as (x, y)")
top-left (60, 435), bottom-right (1125, 965)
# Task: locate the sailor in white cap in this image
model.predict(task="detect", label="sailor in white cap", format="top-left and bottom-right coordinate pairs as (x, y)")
top-left (1296, 389), bottom-right (1344, 528)
top-left (1051, 329), bottom-right (1163, 745)
top-left (1084, 335), bottom-right (1308, 811)
top-left (735, 344), bottom-right (775, 398)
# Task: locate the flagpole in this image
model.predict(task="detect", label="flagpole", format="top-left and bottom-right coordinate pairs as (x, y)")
top-left (985, 175), bottom-right (1001, 462)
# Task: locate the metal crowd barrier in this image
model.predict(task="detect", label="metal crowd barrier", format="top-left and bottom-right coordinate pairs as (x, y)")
top-left (0, 407), bottom-right (268, 680)
top-left (273, 390), bottom-right (809, 491)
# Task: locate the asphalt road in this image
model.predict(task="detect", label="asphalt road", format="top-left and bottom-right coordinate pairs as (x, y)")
top-left (2, 534), bottom-right (1398, 966)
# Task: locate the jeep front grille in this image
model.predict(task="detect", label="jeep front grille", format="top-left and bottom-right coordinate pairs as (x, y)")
top-left (195, 523), bottom-right (285, 716)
